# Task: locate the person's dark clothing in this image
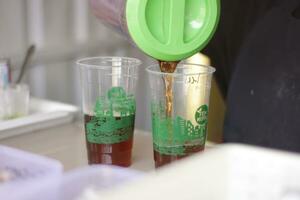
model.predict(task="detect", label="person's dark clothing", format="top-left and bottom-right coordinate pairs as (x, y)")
top-left (204, 0), bottom-right (300, 152)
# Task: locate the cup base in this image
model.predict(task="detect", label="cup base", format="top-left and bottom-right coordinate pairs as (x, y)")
top-left (154, 146), bottom-right (205, 168)
top-left (86, 139), bottom-right (133, 167)
top-left (88, 151), bottom-right (132, 167)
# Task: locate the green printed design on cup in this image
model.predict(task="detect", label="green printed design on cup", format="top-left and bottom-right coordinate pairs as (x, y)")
top-left (94, 87), bottom-right (136, 117)
top-left (153, 143), bottom-right (185, 155)
top-left (152, 103), bottom-right (208, 155)
top-left (86, 87), bottom-right (135, 144)
top-left (86, 115), bottom-right (135, 144)
top-left (195, 105), bottom-right (209, 125)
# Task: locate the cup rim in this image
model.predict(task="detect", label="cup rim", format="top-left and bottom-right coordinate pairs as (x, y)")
top-left (146, 63), bottom-right (216, 76)
top-left (77, 56), bottom-right (142, 70)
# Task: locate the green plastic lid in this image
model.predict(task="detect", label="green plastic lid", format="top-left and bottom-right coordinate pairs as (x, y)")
top-left (126, 0), bottom-right (220, 61)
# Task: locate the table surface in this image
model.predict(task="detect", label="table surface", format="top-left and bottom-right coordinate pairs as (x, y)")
top-left (0, 122), bottom-right (213, 172)
top-left (0, 122), bottom-right (155, 172)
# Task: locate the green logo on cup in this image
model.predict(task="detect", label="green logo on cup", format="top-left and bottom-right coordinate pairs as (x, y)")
top-left (86, 87), bottom-right (135, 144)
top-left (195, 105), bottom-right (208, 125)
top-left (151, 103), bottom-right (209, 156)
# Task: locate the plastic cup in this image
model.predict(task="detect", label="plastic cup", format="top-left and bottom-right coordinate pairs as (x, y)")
top-left (0, 84), bottom-right (30, 121)
top-left (78, 57), bottom-right (141, 167)
top-left (146, 63), bottom-right (215, 168)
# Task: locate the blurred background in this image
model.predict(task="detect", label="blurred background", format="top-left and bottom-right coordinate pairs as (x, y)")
top-left (0, 0), bottom-right (224, 142)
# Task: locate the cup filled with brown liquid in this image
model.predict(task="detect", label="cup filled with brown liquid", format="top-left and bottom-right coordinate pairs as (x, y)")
top-left (78, 57), bottom-right (141, 167)
top-left (147, 62), bottom-right (215, 168)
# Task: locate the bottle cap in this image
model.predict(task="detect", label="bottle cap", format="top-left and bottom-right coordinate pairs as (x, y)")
top-left (126, 0), bottom-right (220, 61)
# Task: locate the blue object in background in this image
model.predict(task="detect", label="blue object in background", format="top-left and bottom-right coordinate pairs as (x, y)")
top-left (0, 59), bottom-right (10, 89)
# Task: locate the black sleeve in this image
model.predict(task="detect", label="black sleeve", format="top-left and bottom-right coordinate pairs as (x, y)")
top-left (202, 0), bottom-right (279, 98)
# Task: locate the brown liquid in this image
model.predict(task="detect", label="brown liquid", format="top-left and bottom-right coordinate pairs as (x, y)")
top-left (84, 115), bottom-right (133, 167)
top-left (159, 61), bottom-right (178, 117)
top-left (155, 61), bottom-right (176, 167)
top-left (159, 61), bottom-right (179, 165)
top-left (154, 61), bottom-right (207, 167)
top-left (154, 145), bottom-right (205, 168)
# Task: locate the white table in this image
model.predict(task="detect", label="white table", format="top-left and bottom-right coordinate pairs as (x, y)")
top-left (0, 122), bottom-right (155, 172)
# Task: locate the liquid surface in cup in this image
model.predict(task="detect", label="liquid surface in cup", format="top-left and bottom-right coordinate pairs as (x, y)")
top-left (84, 114), bottom-right (134, 167)
top-left (153, 61), bottom-right (208, 167)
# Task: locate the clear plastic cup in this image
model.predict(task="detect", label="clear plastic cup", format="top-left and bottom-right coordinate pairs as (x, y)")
top-left (146, 63), bottom-right (215, 167)
top-left (78, 57), bottom-right (141, 167)
top-left (0, 84), bottom-right (30, 121)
